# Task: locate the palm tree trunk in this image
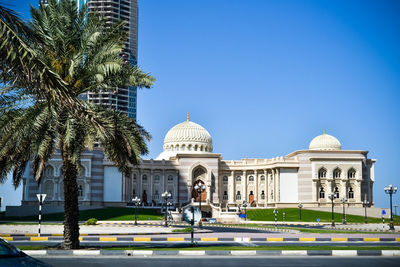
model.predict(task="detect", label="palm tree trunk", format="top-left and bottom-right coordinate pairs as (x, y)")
top-left (61, 150), bottom-right (80, 249)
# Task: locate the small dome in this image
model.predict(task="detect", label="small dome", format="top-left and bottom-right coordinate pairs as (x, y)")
top-left (309, 132), bottom-right (341, 151)
top-left (156, 117), bottom-right (213, 160)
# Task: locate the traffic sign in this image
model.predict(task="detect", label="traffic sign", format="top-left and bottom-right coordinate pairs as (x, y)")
top-left (382, 210), bottom-right (386, 215)
top-left (36, 194), bottom-right (46, 202)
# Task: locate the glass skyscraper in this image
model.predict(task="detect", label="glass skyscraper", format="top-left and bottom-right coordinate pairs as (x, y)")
top-left (40, 0), bottom-right (138, 120)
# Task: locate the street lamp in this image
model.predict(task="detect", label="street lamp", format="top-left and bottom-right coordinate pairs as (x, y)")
top-left (242, 202), bottom-right (248, 221)
top-left (328, 193), bottom-right (336, 227)
top-left (194, 182), bottom-right (206, 229)
top-left (384, 184), bottom-right (398, 230)
top-left (363, 199), bottom-right (369, 224)
top-left (161, 191), bottom-right (171, 227)
top-left (132, 197), bottom-right (140, 226)
top-left (298, 203), bottom-right (303, 222)
top-left (340, 197), bottom-right (347, 224)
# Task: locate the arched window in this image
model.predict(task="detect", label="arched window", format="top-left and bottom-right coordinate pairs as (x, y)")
top-left (236, 191), bottom-right (241, 200)
top-left (154, 175), bottom-right (160, 182)
top-left (348, 187), bottom-right (354, 199)
top-left (154, 190), bottom-right (159, 200)
top-left (249, 190), bottom-right (254, 195)
top-left (319, 188), bottom-right (325, 199)
top-left (318, 168), bottom-right (327, 179)
top-left (223, 176), bottom-right (228, 184)
top-left (260, 175), bottom-right (265, 181)
top-left (44, 165), bottom-right (53, 178)
top-left (348, 169), bottom-right (356, 179)
top-left (223, 191), bottom-right (228, 200)
top-left (236, 176), bottom-right (241, 182)
top-left (261, 190), bottom-right (265, 199)
top-left (333, 168), bottom-right (341, 179)
top-left (334, 187), bottom-right (339, 198)
top-left (43, 181), bottom-right (53, 199)
top-left (168, 175), bottom-right (174, 181)
top-left (133, 174), bottom-right (137, 180)
top-left (249, 176), bottom-right (254, 182)
top-left (78, 184), bottom-right (84, 200)
top-left (142, 174), bottom-right (147, 181)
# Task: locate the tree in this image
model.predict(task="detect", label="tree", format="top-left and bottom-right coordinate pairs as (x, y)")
top-left (0, 0), bottom-right (155, 249)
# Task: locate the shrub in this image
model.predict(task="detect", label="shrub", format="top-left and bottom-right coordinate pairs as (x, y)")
top-left (84, 218), bottom-right (98, 225)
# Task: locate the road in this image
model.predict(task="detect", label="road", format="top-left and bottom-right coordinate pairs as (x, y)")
top-left (35, 256), bottom-right (400, 267)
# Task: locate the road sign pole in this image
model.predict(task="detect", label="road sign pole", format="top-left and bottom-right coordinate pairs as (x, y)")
top-left (191, 206), bottom-right (194, 246)
top-left (38, 195), bottom-right (42, 237)
top-left (36, 194), bottom-right (46, 237)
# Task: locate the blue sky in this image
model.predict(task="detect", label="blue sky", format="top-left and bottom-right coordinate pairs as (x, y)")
top-left (0, 0), bottom-right (399, 210)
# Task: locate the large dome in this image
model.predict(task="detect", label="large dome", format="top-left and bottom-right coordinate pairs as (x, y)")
top-left (156, 117), bottom-right (213, 160)
top-left (309, 132), bottom-right (341, 151)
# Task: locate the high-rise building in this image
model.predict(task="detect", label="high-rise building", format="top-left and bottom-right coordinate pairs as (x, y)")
top-left (40, 0), bottom-right (138, 119)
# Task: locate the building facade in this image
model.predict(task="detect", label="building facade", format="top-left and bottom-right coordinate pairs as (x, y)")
top-left (21, 118), bottom-right (376, 216)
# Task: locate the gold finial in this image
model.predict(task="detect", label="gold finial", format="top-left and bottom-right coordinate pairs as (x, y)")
top-left (187, 112), bottom-right (189, 122)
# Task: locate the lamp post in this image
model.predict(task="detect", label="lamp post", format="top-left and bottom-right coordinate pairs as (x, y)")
top-left (384, 184), bottom-right (398, 230)
top-left (161, 191), bottom-right (171, 227)
top-left (132, 197), bottom-right (140, 226)
top-left (363, 199), bottom-right (369, 224)
top-left (194, 182), bottom-right (206, 229)
top-left (328, 193), bottom-right (336, 227)
top-left (340, 197), bottom-right (347, 224)
top-left (242, 202), bottom-right (248, 222)
top-left (298, 203), bottom-right (303, 222)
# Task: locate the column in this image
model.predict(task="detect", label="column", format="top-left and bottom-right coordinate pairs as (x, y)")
top-left (264, 169), bottom-right (268, 204)
top-left (254, 169), bottom-right (258, 204)
top-left (175, 170), bottom-right (179, 203)
top-left (242, 170), bottom-right (247, 202)
top-left (229, 170), bottom-right (235, 204)
top-left (138, 169), bottom-right (142, 199)
top-left (277, 169), bottom-right (280, 202)
top-left (149, 169), bottom-right (153, 203)
top-left (161, 169), bottom-right (166, 193)
top-left (273, 169), bottom-right (277, 203)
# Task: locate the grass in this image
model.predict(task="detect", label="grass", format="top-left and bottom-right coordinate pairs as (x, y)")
top-left (246, 208), bottom-right (400, 224)
top-left (172, 227), bottom-right (192, 233)
top-left (1, 207), bottom-right (163, 222)
top-left (103, 246), bottom-right (400, 251)
top-left (223, 223), bottom-right (398, 234)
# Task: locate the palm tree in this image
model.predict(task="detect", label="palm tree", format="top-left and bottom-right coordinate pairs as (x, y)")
top-left (0, 0), bottom-right (154, 249)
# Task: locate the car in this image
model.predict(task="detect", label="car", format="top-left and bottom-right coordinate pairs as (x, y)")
top-left (0, 237), bottom-right (52, 267)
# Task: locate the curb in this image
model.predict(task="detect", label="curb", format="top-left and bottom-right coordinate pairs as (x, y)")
top-left (4, 236), bottom-right (400, 242)
top-left (22, 249), bottom-right (400, 257)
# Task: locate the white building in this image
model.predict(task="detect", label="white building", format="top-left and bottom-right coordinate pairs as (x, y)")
top-left (21, 117), bottom-right (375, 217)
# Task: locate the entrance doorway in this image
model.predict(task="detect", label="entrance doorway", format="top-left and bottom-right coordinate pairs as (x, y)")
top-left (249, 191), bottom-right (254, 203)
top-left (192, 180), bottom-right (207, 202)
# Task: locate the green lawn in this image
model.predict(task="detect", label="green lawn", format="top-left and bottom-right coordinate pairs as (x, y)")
top-left (246, 208), bottom-right (400, 224)
top-left (1, 207), bottom-right (163, 222)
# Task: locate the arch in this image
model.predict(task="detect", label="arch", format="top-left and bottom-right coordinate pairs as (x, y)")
top-left (188, 161), bottom-right (212, 184)
top-left (348, 168), bottom-right (356, 179)
top-left (248, 175), bottom-right (254, 182)
top-left (319, 187), bottom-right (325, 199)
top-left (223, 176), bottom-right (228, 184)
top-left (333, 167), bottom-right (341, 179)
top-left (57, 164), bottom-right (87, 177)
top-left (194, 144), bottom-right (198, 151)
top-left (318, 167), bottom-right (327, 179)
top-left (44, 165), bottom-right (55, 178)
top-left (260, 175), bottom-right (266, 182)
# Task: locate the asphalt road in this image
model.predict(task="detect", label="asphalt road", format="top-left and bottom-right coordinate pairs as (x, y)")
top-left (35, 256), bottom-right (400, 267)
top-left (12, 240), bottom-right (400, 248)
